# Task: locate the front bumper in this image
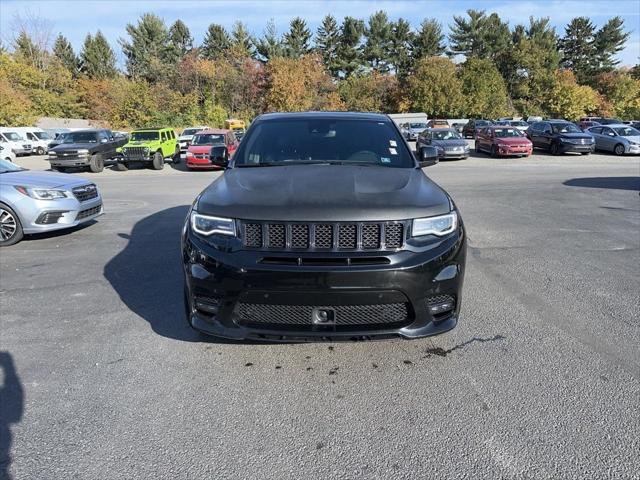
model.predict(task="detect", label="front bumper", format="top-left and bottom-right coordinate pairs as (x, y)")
top-left (625, 144), bottom-right (640, 154)
top-left (442, 149), bottom-right (470, 159)
top-left (558, 142), bottom-right (595, 153)
top-left (14, 193), bottom-right (103, 234)
top-left (49, 155), bottom-right (90, 167)
top-left (496, 146), bottom-right (532, 156)
top-left (183, 223), bottom-right (466, 341)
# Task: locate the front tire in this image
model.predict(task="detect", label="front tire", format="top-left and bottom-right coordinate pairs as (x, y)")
top-left (614, 143), bottom-right (625, 156)
top-left (550, 142), bottom-right (560, 155)
top-left (490, 145), bottom-right (497, 157)
top-left (89, 154), bottom-right (104, 173)
top-left (173, 147), bottom-right (181, 164)
top-left (115, 161), bottom-right (128, 171)
top-left (152, 151), bottom-right (164, 170)
top-left (0, 203), bottom-right (24, 246)
top-left (36, 147), bottom-right (45, 155)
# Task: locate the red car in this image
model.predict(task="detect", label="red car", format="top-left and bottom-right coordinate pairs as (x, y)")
top-left (475, 126), bottom-right (533, 157)
top-left (186, 129), bottom-right (239, 170)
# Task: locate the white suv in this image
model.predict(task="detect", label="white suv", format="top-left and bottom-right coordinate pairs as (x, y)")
top-left (178, 126), bottom-right (209, 153)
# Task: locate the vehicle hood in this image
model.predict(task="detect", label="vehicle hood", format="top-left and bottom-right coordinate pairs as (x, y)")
top-left (124, 141), bottom-right (160, 147)
top-left (494, 137), bottom-right (532, 145)
top-left (187, 145), bottom-right (217, 154)
top-left (196, 164), bottom-right (451, 222)
top-left (558, 132), bottom-right (593, 139)
top-left (622, 136), bottom-right (640, 144)
top-left (0, 171), bottom-right (91, 189)
top-left (431, 139), bottom-right (468, 148)
top-left (51, 142), bottom-right (97, 152)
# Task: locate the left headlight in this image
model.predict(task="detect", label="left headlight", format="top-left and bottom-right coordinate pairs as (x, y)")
top-left (14, 186), bottom-right (67, 200)
top-left (412, 212), bottom-right (458, 237)
top-left (190, 212), bottom-right (236, 237)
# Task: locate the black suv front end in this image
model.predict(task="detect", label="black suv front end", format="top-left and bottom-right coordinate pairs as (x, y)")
top-left (182, 211), bottom-right (466, 341)
top-left (181, 112), bottom-right (467, 341)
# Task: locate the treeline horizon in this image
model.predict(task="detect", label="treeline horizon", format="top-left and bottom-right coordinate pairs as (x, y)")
top-left (1, 9), bottom-right (639, 128)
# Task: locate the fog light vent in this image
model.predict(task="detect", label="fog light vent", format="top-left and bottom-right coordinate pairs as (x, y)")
top-left (35, 211), bottom-right (67, 224)
top-left (426, 295), bottom-right (455, 320)
top-left (194, 296), bottom-right (220, 316)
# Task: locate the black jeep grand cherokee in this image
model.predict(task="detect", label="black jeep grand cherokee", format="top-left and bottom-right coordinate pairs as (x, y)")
top-left (182, 112), bottom-right (466, 341)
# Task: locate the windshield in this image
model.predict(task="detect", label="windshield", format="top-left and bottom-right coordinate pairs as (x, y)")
top-left (410, 123), bottom-right (427, 129)
top-left (192, 134), bottom-right (225, 145)
top-left (494, 128), bottom-right (523, 138)
top-left (613, 127), bottom-right (640, 136)
top-left (233, 118), bottom-right (414, 168)
top-left (433, 129), bottom-right (461, 140)
top-left (552, 123), bottom-right (581, 134)
top-left (511, 121), bottom-right (528, 127)
top-left (34, 131), bottom-right (51, 140)
top-left (0, 159), bottom-right (25, 173)
top-left (3, 132), bottom-right (23, 141)
top-left (476, 120), bottom-right (492, 126)
top-left (130, 131), bottom-right (159, 141)
top-left (63, 132), bottom-right (99, 143)
top-left (182, 128), bottom-right (201, 136)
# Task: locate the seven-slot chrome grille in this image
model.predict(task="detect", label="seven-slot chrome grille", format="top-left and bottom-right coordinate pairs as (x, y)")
top-left (122, 146), bottom-right (149, 160)
top-left (241, 221), bottom-right (406, 251)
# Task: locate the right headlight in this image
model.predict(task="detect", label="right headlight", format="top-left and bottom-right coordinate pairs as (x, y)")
top-left (190, 212), bottom-right (236, 237)
top-left (412, 212), bottom-right (458, 237)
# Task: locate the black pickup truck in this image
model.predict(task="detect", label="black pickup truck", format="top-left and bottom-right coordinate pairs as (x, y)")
top-left (47, 129), bottom-right (128, 173)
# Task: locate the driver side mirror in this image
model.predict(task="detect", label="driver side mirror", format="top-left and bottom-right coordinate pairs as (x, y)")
top-left (607, 132), bottom-right (615, 137)
top-left (418, 145), bottom-right (439, 168)
top-left (210, 145), bottom-right (229, 168)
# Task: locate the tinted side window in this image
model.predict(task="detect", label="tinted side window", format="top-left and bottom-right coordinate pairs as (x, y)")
top-left (161, 131), bottom-right (167, 142)
top-left (590, 127), bottom-right (602, 134)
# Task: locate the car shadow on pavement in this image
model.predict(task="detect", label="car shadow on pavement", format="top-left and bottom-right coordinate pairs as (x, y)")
top-left (103, 205), bottom-right (205, 342)
top-left (0, 352), bottom-right (24, 480)
top-left (564, 177), bottom-right (640, 191)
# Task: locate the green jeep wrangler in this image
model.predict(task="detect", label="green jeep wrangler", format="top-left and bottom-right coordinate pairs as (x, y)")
top-left (115, 127), bottom-right (179, 171)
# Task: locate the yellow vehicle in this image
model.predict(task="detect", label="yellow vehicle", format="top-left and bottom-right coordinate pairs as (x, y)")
top-left (225, 119), bottom-right (246, 140)
top-left (225, 119), bottom-right (245, 129)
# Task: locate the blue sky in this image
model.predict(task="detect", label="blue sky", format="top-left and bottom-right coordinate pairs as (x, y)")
top-left (1, 0), bottom-right (638, 67)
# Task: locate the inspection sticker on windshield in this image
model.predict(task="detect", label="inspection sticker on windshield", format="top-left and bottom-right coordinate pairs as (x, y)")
top-left (389, 148), bottom-right (397, 155)
top-left (381, 157), bottom-right (391, 163)
top-left (389, 140), bottom-right (397, 147)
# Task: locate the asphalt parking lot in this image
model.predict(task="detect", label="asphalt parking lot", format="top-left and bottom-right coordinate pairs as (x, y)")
top-left (1, 146), bottom-right (639, 479)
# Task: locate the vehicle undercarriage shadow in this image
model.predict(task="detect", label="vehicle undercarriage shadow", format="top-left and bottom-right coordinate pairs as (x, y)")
top-left (103, 206), bottom-right (271, 344)
top-left (563, 177), bottom-right (640, 191)
top-left (103, 206), bottom-right (203, 342)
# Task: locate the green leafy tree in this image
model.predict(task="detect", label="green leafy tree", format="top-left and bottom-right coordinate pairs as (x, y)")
top-left (283, 17), bottom-right (311, 59)
top-left (120, 13), bottom-right (171, 82)
top-left (592, 17), bottom-right (630, 74)
top-left (53, 34), bottom-right (79, 75)
top-left (255, 19), bottom-right (285, 61)
top-left (338, 72), bottom-right (398, 112)
top-left (337, 16), bottom-right (365, 77)
top-left (543, 69), bottom-right (600, 120)
top-left (230, 22), bottom-right (255, 58)
top-left (201, 24), bottom-right (230, 60)
top-left (80, 31), bottom-right (117, 79)
top-left (315, 14), bottom-right (340, 77)
top-left (169, 20), bottom-right (193, 61)
top-left (387, 18), bottom-right (413, 77)
top-left (459, 58), bottom-right (510, 118)
top-left (597, 72), bottom-right (640, 119)
top-left (413, 19), bottom-right (446, 60)
top-left (559, 17), bottom-right (596, 84)
top-left (408, 57), bottom-right (464, 116)
top-left (363, 10), bottom-right (392, 72)
top-left (13, 31), bottom-right (45, 70)
top-left (449, 10), bottom-right (510, 60)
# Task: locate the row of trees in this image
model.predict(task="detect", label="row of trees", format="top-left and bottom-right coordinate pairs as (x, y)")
top-left (1, 10), bottom-right (639, 128)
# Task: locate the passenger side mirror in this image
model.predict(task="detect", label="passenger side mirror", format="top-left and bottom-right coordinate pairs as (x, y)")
top-left (607, 132), bottom-right (615, 136)
top-left (210, 145), bottom-right (229, 168)
top-left (418, 146), bottom-right (439, 168)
